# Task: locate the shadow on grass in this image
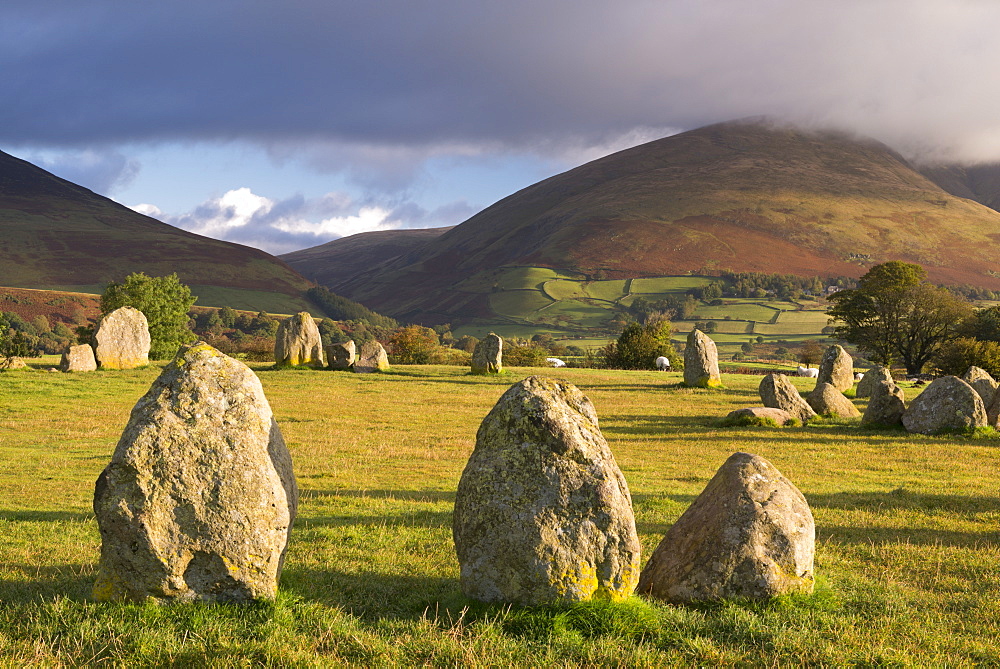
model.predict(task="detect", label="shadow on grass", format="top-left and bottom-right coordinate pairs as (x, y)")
top-left (807, 490), bottom-right (1000, 514)
top-left (817, 524), bottom-right (1000, 547)
top-left (0, 509), bottom-right (93, 522)
top-left (0, 564), bottom-right (94, 602)
top-left (304, 489), bottom-right (455, 503)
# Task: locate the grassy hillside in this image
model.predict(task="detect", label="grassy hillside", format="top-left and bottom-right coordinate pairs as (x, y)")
top-left (317, 120), bottom-right (1000, 325)
top-left (0, 150), bottom-right (316, 312)
top-left (0, 362), bottom-right (997, 664)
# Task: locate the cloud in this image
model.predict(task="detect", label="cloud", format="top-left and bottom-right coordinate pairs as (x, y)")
top-left (132, 188), bottom-right (477, 255)
top-left (5, 0), bottom-right (1000, 175)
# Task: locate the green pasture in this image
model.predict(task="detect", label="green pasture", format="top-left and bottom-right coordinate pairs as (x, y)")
top-left (630, 277), bottom-right (715, 293)
top-left (487, 290), bottom-right (553, 320)
top-left (0, 358), bottom-right (998, 664)
top-left (690, 303), bottom-right (777, 321)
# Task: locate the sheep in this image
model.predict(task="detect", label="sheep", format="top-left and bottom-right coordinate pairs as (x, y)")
top-left (796, 365), bottom-right (819, 378)
top-left (655, 356), bottom-right (671, 371)
top-left (855, 372), bottom-right (864, 381)
top-left (546, 357), bottom-right (566, 368)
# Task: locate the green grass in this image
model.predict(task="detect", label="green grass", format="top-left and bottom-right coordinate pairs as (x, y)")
top-left (1, 359), bottom-right (999, 664)
top-left (630, 277), bottom-right (715, 293)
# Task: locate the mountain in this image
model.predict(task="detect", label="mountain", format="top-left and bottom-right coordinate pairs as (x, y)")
top-left (303, 119), bottom-right (1000, 324)
top-left (280, 226), bottom-right (453, 288)
top-left (0, 149), bottom-right (316, 313)
top-left (919, 163), bottom-right (1000, 212)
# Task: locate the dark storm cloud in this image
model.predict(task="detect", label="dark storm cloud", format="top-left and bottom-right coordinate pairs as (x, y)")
top-left (5, 0), bottom-right (1000, 164)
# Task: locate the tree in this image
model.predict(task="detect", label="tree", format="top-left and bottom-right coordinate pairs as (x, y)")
top-left (933, 337), bottom-right (1000, 378)
top-left (0, 314), bottom-right (31, 365)
top-left (388, 325), bottom-right (441, 364)
top-left (827, 261), bottom-right (972, 374)
top-left (601, 320), bottom-right (681, 370)
top-left (799, 340), bottom-right (823, 367)
top-left (101, 272), bottom-right (197, 359)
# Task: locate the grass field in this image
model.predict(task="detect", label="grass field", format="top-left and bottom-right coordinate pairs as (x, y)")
top-left (0, 357), bottom-right (998, 665)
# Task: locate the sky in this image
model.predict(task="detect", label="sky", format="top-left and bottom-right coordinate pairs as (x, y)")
top-left (5, 0), bottom-right (1000, 255)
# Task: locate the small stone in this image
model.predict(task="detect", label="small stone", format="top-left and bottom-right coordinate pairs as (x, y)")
top-left (638, 452), bottom-right (814, 602)
top-left (856, 365), bottom-right (893, 398)
top-left (0, 357), bottom-right (28, 370)
top-left (453, 376), bottom-right (640, 605)
top-left (816, 345), bottom-right (854, 392)
top-left (807, 383), bottom-right (861, 418)
top-left (759, 373), bottom-right (817, 423)
top-left (60, 344), bottom-right (98, 372)
top-left (325, 340), bottom-right (356, 370)
top-left (683, 329), bottom-right (722, 388)
top-left (354, 341), bottom-right (389, 373)
top-left (93, 342), bottom-right (298, 603)
top-left (961, 366), bottom-right (998, 407)
top-left (723, 407), bottom-right (795, 426)
top-left (274, 312), bottom-right (324, 367)
top-left (94, 307), bottom-right (150, 369)
top-left (861, 380), bottom-right (906, 427)
top-left (471, 333), bottom-right (503, 374)
top-left (902, 376), bottom-right (986, 435)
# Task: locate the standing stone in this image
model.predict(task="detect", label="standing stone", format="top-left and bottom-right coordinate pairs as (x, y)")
top-left (861, 380), bottom-right (906, 427)
top-left (60, 344), bottom-right (97, 372)
top-left (902, 376), bottom-right (987, 435)
top-left (93, 342), bottom-right (298, 603)
top-left (274, 312), bottom-right (324, 367)
top-left (962, 366), bottom-right (998, 407)
top-left (0, 357), bottom-right (28, 371)
top-left (806, 383), bottom-right (861, 418)
top-left (638, 452), bottom-right (814, 602)
top-left (723, 407), bottom-right (795, 426)
top-left (354, 341), bottom-right (389, 373)
top-left (94, 307), bottom-right (150, 369)
top-left (987, 388), bottom-right (1000, 427)
top-left (856, 365), bottom-right (893, 398)
top-left (453, 376), bottom-right (640, 605)
top-left (816, 345), bottom-right (854, 392)
top-left (683, 329), bottom-right (722, 388)
top-left (325, 340), bottom-right (356, 370)
top-left (759, 373), bottom-right (817, 423)
top-left (471, 333), bottom-right (503, 374)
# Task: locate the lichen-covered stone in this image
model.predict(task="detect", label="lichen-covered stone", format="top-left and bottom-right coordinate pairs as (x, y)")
top-left (326, 340), bottom-right (356, 370)
top-left (683, 329), bottom-right (721, 388)
top-left (759, 373), bottom-right (817, 423)
top-left (93, 342), bottom-right (298, 603)
top-left (638, 452), bottom-right (814, 602)
top-left (274, 312), bottom-right (324, 367)
top-left (94, 307), bottom-right (150, 369)
top-left (724, 407), bottom-right (795, 426)
top-left (902, 376), bottom-right (986, 435)
top-left (861, 380), bottom-right (906, 427)
top-left (60, 344), bottom-right (97, 372)
top-left (816, 345), bottom-right (854, 392)
top-left (962, 366), bottom-right (998, 407)
top-left (807, 382), bottom-right (861, 418)
top-left (453, 376), bottom-right (640, 605)
top-left (471, 333), bottom-right (503, 374)
top-left (354, 341), bottom-right (389, 373)
top-left (856, 365), bottom-right (893, 398)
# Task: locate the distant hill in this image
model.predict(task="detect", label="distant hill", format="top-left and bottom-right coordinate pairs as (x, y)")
top-left (0, 150), bottom-right (316, 313)
top-left (919, 163), bottom-right (1000, 212)
top-left (310, 119), bottom-right (1000, 325)
top-left (281, 226), bottom-right (453, 288)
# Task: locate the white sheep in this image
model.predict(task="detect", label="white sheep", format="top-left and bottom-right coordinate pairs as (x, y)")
top-left (796, 365), bottom-right (819, 378)
top-left (855, 372), bottom-right (864, 381)
top-left (655, 356), bottom-right (671, 371)
top-left (546, 357), bottom-right (566, 368)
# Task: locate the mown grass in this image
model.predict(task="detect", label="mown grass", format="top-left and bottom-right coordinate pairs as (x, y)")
top-left (1, 360), bottom-right (998, 665)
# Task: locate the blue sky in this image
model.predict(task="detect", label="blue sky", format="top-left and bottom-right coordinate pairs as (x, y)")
top-left (5, 1), bottom-right (1000, 254)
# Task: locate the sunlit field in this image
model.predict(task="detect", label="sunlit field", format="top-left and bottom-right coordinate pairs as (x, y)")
top-left (0, 358), bottom-right (998, 665)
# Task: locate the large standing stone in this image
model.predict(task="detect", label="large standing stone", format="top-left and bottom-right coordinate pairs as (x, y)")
top-left (759, 373), bottom-right (817, 423)
top-left (453, 376), bottom-right (640, 605)
top-left (471, 333), bottom-right (503, 374)
top-left (902, 376), bottom-right (987, 435)
top-left (274, 312), bottom-right (324, 367)
top-left (93, 342), bottom-right (298, 603)
top-left (325, 340), bottom-right (356, 370)
top-left (94, 307), bottom-right (150, 369)
top-left (807, 382), bottom-right (861, 418)
top-left (60, 344), bottom-right (97, 372)
top-left (354, 341), bottom-right (389, 373)
top-left (638, 452), bottom-right (814, 602)
top-left (861, 380), bottom-right (906, 427)
top-left (962, 366), bottom-right (998, 407)
top-left (816, 345), bottom-right (854, 392)
top-left (683, 329), bottom-right (722, 388)
top-left (856, 365), bottom-right (893, 398)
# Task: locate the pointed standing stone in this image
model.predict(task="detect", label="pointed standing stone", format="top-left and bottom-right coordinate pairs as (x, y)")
top-left (807, 382), bottom-right (861, 417)
top-left (816, 345), bottom-right (854, 392)
top-left (759, 373), bottom-right (817, 423)
top-left (60, 344), bottom-right (97, 372)
top-left (453, 376), bottom-right (640, 605)
top-left (856, 364), bottom-right (893, 398)
top-left (638, 452), bottom-right (814, 602)
top-left (354, 341), bottom-right (389, 373)
top-left (861, 380), bottom-right (906, 427)
top-left (94, 307), bottom-right (150, 369)
top-left (471, 333), bottom-right (503, 374)
top-left (325, 340), bottom-right (356, 370)
top-left (683, 329), bottom-right (721, 388)
top-left (93, 342), bottom-right (298, 603)
top-left (961, 366), bottom-right (998, 407)
top-left (274, 312), bottom-right (324, 367)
